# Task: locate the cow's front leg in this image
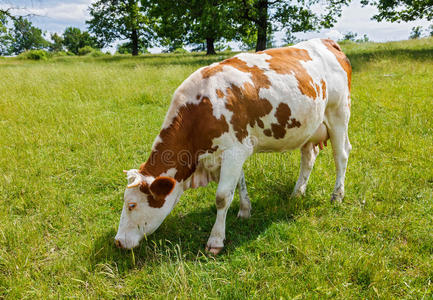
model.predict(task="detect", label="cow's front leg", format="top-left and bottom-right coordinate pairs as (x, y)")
top-left (206, 148), bottom-right (249, 255)
top-left (237, 169), bottom-right (251, 219)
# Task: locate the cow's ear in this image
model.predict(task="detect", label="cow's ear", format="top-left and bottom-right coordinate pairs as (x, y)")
top-left (149, 177), bottom-right (176, 198)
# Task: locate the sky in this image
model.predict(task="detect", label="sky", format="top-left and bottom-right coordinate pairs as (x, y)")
top-left (1, 0), bottom-right (431, 53)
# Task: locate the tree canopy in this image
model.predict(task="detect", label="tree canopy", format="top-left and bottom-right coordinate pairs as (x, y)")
top-left (0, 16), bottom-right (48, 55)
top-left (361, 0), bottom-right (433, 22)
top-left (62, 27), bottom-right (99, 55)
top-left (49, 33), bottom-right (64, 52)
top-left (232, 0), bottom-right (350, 51)
top-left (147, 0), bottom-right (239, 55)
top-left (87, 0), bottom-right (154, 55)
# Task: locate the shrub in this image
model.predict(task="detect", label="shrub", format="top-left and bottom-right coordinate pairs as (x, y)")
top-left (78, 46), bottom-right (96, 56)
top-left (90, 50), bottom-right (105, 57)
top-left (18, 50), bottom-right (50, 60)
top-left (53, 51), bottom-right (68, 57)
top-left (173, 48), bottom-right (188, 54)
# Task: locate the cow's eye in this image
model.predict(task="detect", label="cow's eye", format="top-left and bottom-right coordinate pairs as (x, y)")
top-left (128, 203), bottom-right (137, 211)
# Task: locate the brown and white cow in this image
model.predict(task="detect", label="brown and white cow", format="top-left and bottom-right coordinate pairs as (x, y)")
top-left (115, 38), bottom-right (352, 254)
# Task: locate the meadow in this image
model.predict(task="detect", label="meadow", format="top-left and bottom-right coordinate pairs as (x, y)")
top-left (0, 38), bottom-right (432, 298)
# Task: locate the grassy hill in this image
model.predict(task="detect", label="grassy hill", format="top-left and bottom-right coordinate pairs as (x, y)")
top-left (0, 38), bottom-right (432, 298)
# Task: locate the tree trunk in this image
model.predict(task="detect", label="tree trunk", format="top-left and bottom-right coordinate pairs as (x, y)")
top-left (255, 0), bottom-right (268, 52)
top-left (131, 28), bottom-right (139, 56)
top-left (206, 37), bottom-right (216, 55)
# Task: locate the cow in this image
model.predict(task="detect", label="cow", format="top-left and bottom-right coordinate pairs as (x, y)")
top-left (115, 38), bottom-right (352, 255)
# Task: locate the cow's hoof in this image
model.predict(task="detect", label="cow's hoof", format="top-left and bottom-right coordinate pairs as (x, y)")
top-left (330, 193), bottom-right (344, 203)
top-left (205, 246), bottom-right (223, 255)
top-left (237, 209), bottom-right (251, 219)
top-left (291, 190), bottom-right (305, 198)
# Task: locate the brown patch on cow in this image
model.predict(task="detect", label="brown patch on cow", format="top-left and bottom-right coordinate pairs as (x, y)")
top-left (263, 129), bottom-right (272, 136)
top-left (321, 79), bottom-right (327, 100)
top-left (216, 89), bottom-right (224, 98)
top-left (141, 176), bottom-right (175, 208)
top-left (196, 94), bottom-right (201, 100)
top-left (201, 64), bottom-right (223, 79)
top-left (225, 82), bottom-right (273, 142)
top-left (150, 176), bottom-right (175, 196)
top-left (139, 182), bottom-right (164, 208)
top-left (268, 103), bottom-right (301, 139)
top-left (271, 123), bottom-right (286, 139)
top-left (257, 119), bottom-right (264, 128)
top-left (321, 39), bottom-right (352, 92)
top-left (264, 47), bottom-right (318, 99)
top-left (201, 57), bottom-right (271, 90)
top-left (204, 57), bottom-right (274, 142)
top-left (140, 97), bottom-right (229, 182)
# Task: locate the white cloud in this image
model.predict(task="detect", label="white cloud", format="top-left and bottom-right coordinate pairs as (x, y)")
top-left (295, 0), bottom-right (431, 42)
top-left (25, 3), bottom-right (90, 21)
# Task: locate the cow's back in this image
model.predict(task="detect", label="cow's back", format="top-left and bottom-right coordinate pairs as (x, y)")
top-left (155, 38), bottom-right (351, 171)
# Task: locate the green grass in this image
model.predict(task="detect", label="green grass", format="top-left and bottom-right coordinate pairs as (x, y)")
top-left (1, 38), bottom-right (432, 298)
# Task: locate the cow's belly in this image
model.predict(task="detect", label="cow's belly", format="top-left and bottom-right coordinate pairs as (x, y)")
top-left (252, 125), bottom-right (319, 152)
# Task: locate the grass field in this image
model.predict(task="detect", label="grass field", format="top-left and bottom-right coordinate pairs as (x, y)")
top-left (1, 38), bottom-right (432, 298)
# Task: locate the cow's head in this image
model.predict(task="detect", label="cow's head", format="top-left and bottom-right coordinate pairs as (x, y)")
top-left (114, 169), bottom-right (181, 249)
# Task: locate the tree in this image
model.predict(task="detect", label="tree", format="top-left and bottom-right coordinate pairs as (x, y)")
top-left (342, 31), bottom-right (358, 41)
top-left (0, 5), bottom-right (47, 55)
top-left (341, 31), bottom-right (370, 42)
top-left (147, 0), bottom-right (238, 55)
top-left (429, 25), bottom-right (433, 37)
top-left (233, 0), bottom-right (350, 51)
top-left (8, 17), bottom-right (48, 55)
top-left (63, 27), bottom-right (99, 55)
top-left (409, 26), bottom-right (423, 39)
top-left (116, 41), bottom-right (148, 53)
top-left (0, 11), bottom-right (13, 55)
top-left (49, 33), bottom-right (64, 52)
top-left (87, 0), bottom-right (154, 56)
top-left (360, 0), bottom-right (432, 22)
top-left (239, 21), bottom-right (275, 50)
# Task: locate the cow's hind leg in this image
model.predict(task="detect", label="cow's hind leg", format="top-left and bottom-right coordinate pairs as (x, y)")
top-left (206, 147), bottom-right (250, 255)
top-left (326, 102), bottom-right (352, 203)
top-left (237, 169), bottom-right (251, 218)
top-left (291, 142), bottom-right (320, 197)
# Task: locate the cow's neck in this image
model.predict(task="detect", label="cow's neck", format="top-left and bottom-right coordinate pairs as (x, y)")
top-left (139, 128), bottom-right (198, 182)
top-left (139, 97), bottom-right (229, 183)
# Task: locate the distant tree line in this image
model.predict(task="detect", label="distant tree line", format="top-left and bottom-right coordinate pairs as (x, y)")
top-left (0, 8), bottom-right (102, 56)
top-left (1, 0), bottom-right (432, 56)
top-left (87, 0), bottom-right (351, 55)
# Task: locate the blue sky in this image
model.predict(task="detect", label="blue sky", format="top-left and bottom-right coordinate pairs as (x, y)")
top-left (1, 0), bottom-right (431, 52)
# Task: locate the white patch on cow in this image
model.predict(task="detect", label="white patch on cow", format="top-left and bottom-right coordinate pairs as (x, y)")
top-left (297, 39), bottom-right (349, 104)
top-left (235, 52), bottom-right (271, 69)
top-left (161, 68), bottom-right (205, 129)
top-left (161, 167), bottom-right (177, 178)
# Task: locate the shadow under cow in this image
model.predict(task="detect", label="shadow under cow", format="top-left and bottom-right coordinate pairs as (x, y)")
top-left (89, 179), bottom-right (322, 273)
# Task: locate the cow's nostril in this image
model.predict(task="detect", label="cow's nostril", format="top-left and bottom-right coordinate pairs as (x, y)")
top-left (115, 239), bottom-right (123, 248)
